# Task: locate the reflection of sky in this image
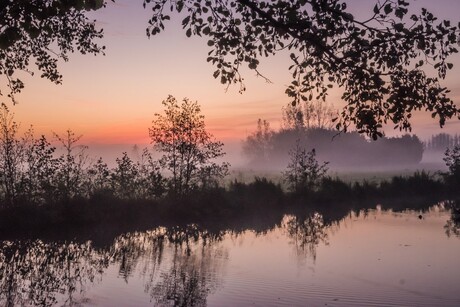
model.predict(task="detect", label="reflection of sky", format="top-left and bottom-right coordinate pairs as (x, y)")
top-left (6, 0), bottom-right (460, 148)
top-left (208, 208), bottom-right (460, 306)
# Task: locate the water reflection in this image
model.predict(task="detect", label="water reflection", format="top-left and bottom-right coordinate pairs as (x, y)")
top-left (0, 240), bottom-right (108, 306)
top-left (149, 238), bottom-right (227, 306)
top-left (0, 201), bottom-right (459, 306)
top-left (445, 200), bottom-right (460, 237)
top-left (284, 213), bottom-right (330, 261)
top-left (0, 226), bottom-right (228, 307)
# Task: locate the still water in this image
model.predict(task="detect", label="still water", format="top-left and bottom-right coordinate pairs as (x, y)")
top-left (1, 204), bottom-right (459, 306)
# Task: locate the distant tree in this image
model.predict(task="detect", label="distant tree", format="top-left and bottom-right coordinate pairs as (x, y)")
top-left (242, 119), bottom-right (273, 166)
top-left (426, 133), bottom-right (459, 151)
top-left (283, 140), bottom-right (329, 193)
top-left (282, 100), bottom-right (336, 130)
top-left (149, 95), bottom-right (229, 195)
top-left (0, 0), bottom-right (109, 103)
top-left (373, 134), bottom-right (424, 165)
top-left (145, 0), bottom-right (460, 139)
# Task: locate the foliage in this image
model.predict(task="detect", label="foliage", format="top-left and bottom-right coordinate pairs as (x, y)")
top-left (379, 171), bottom-right (444, 198)
top-left (283, 141), bottom-right (329, 192)
top-left (53, 130), bottom-right (89, 202)
top-left (443, 145), bottom-right (460, 186)
top-left (137, 148), bottom-right (166, 199)
top-left (111, 152), bottom-right (140, 200)
top-left (145, 0), bottom-right (460, 139)
top-left (149, 95), bottom-right (229, 195)
top-left (0, 0), bottom-right (110, 103)
top-left (0, 104), bottom-right (26, 206)
top-left (86, 157), bottom-right (111, 195)
top-left (19, 134), bottom-right (61, 205)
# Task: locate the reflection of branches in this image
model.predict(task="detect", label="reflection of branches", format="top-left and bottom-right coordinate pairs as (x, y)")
top-left (284, 213), bottom-right (330, 261)
top-left (148, 239), bottom-right (227, 307)
top-left (0, 240), bottom-right (109, 307)
top-left (110, 228), bottom-right (166, 282)
top-left (146, 225), bottom-right (227, 306)
top-left (100, 225), bottom-right (227, 306)
top-left (445, 201), bottom-right (460, 238)
top-left (0, 225), bottom-right (228, 307)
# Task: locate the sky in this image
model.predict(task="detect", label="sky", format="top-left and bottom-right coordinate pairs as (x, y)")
top-left (4, 0), bottom-right (460, 158)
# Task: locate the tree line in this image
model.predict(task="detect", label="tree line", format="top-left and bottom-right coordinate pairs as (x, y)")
top-left (243, 101), bottom-right (425, 169)
top-left (1, 95), bottom-right (459, 215)
top-left (0, 96), bottom-right (229, 208)
top-left (425, 133), bottom-right (460, 152)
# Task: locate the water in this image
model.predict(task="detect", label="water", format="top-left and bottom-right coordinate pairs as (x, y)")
top-left (1, 204), bottom-right (459, 306)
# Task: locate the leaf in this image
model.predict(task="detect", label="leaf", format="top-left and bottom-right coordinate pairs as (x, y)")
top-left (373, 4), bottom-right (379, 14)
top-left (182, 16), bottom-right (190, 27)
top-left (384, 3), bottom-right (393, 14)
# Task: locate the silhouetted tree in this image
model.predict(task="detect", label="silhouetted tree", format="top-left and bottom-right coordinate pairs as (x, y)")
top-left (111, 152), bottom-right (139, 200)
top-left (443, 145), bottom-right (460, 186)
top-left (0, 104), bottom-right (27, 206)
top-left (145, 0), bottom-right (460, 138)
top-left (149, 96), bottom-right (229, 195)
top-left (54, 130), bottom-right (89, 202)
top-left (283, 141), bottom-right (329, 193)
top-left (0, 0), bottom-right (108, 103)
top-left (137, 148), bottom-right (166, 199)
top-left (19, 134), bottom-right (60, 205)
top-left (86, 157), bottom-right (112, 196)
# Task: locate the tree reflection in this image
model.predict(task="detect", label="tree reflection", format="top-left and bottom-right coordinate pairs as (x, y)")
top-left (0, 240), bottom-right (109, 306)
top-left (147, 225), bottom-right (227, 306)
top-left (2, 200), bottom-right (456, 306)
top-left (0, 225), bottom-right (228, 307)
top-left (445, 201), bottom-right (460, 238)
top-left (284, 212), bottom-right (330, 261)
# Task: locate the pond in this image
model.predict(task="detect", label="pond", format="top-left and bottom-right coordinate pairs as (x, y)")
top-left (1, 203), bottom-right (459, 306)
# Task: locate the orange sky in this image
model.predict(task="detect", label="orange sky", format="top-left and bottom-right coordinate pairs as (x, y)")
top-left (3, 0), bottom-right (460, 146)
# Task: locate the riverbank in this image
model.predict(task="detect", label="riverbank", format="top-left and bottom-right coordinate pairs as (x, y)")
top-left (0, 171), bottom-right (457, 241)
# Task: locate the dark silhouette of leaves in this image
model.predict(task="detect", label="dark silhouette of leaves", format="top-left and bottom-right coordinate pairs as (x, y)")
top-left (144, 0), bottom-right (460, 138)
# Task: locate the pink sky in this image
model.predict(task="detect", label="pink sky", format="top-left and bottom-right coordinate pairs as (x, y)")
top-left (4, 0), bottom-right (460, 147)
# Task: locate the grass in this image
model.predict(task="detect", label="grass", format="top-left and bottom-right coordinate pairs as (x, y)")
top-left (0, 169), bottom-right (457, 239)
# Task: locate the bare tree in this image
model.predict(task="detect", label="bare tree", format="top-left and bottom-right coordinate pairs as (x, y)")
top-left (282, 100), bottom-right (337, 130)
top-left (242, 119), bottom-right (273, 165)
